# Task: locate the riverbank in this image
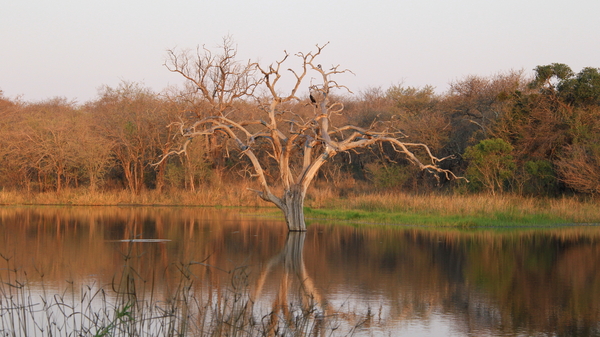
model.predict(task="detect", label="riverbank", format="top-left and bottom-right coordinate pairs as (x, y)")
top-left (1, 186), bottom-right (598, 227)
top-left (306, 192), bottom-right (600, 227)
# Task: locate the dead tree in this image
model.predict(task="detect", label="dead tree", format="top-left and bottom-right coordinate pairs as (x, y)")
top-left (158, 41), bottom-right (461, 231)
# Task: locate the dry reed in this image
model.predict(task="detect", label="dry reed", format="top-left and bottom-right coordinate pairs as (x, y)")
top-left (1, 183), bottom-right (598, 224)
top-left (0, 241), bottom-right (366, 336)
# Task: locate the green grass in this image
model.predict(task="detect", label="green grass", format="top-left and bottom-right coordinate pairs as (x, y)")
top-left (303, 207), bottom-right (569, 228)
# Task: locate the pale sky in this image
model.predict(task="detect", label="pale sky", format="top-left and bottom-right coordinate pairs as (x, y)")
top-left (1, 0), bottom-right (599, 103)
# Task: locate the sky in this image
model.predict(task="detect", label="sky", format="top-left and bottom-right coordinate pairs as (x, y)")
top-left (1, 0), bottom-right (599, 103)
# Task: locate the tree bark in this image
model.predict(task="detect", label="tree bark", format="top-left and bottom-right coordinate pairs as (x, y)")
top-left (281, 184), bottom-right (307, 232)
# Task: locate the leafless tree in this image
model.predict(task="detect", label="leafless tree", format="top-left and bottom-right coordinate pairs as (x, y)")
top-left (90, 83), bottom-right (170, 194)
top-left (159, 40), bottom-right (461, 231)
top-left (556, 144), bottom-right (600, 195)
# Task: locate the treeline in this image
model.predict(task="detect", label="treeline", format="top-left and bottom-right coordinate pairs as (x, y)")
top-left (1, 63), bottom-right (599, 197)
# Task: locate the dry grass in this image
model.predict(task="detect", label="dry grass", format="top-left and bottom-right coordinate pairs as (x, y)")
top-left (1, 183), bottom-right (599, 224)
top-left (309, 191), bottom-right (600, 224)
top-left (0, 182), bottom-right (264, 208)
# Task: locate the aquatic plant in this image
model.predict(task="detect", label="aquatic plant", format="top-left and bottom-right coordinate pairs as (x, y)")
top-left (0, 238), bottom-right (369, 336)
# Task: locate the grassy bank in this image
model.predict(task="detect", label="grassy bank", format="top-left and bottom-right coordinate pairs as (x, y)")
top-left (304, 207), bottom-right (566, 227)
top-left (1, 185), bottom-right (598, 227)
top-left (304, 192), bottom-right (600, 227)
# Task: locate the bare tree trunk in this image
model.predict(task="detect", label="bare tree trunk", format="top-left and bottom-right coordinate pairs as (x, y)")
top-left (155, 160), bottom-right (166, 193)
top-left (184, 154), bottom-right (196, 192)
top-left (281, 184), bottom-right (307, 232)
top-left (36, 164), bottom-right (44, 192)
top-left (187, 171), bottom-right (196, 192)
top-left (56, 165), bottom-right (63, 192)
top-left (89, 174), bottom-right (97, 192)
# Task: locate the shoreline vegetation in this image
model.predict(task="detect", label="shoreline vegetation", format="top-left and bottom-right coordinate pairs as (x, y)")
top-left (1, 235), bottom-right (359, 336)
top-left (1, 185), bottom-right (598, 227)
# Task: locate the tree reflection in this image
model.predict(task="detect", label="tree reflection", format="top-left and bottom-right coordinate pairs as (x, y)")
top-left (251, 232), bottom-right (326, 332)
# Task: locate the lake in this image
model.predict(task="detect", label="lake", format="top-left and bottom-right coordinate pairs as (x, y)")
top-left (0, 206), bottom-right (599, 336)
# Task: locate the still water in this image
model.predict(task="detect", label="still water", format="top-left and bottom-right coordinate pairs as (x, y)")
top-left (0, 206), bottom-right (599, 336)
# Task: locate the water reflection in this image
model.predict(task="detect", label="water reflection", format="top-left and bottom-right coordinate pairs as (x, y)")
top-left (1, 206), bottom-right (599, 336)
top-left (250, 232), bottom-right (328, 332)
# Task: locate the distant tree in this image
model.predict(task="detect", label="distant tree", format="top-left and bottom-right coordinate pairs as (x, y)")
top-left (554, 101), bottom-right (600, 195)
top-left (444, 71), bottom-right (527, 156)
top-left (529, 63), bottom-right (574, 94)
top-left (463, 138), bottom-right (516, 195)
top-left (365, 160), bottom-right (416, 190)
top-left (159, 40), bottom-right (461, 231)
top-left (346, 86), bottom-right (393, 128)
top-left (89, 83), bottom-right (171, 193)
top-left (519, 159), bottom-right (558, 196)
top-left (558, 67), bottom-right (600, 106)
top-left (0, 96), bottom-right (30, 190)
top-left (556, 144), bottom-right (600, 195)
top-left (387, 84), bottom-right (437, 115)
top-left (387, 84), bottom-right (449, 154)
top-left (502, 64), bottom-right (600, 196)
top-left (74, 114), bottom-right (114, 192)
top-left (165, 135), bottom-right (212, 192)
top-left (18, 99), bottom-right (83, 192)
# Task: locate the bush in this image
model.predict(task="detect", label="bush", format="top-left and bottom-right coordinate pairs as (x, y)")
top-left (365, 162), bottom-right (413, 189)
top-left (463, 138), bottom-right (516, 195)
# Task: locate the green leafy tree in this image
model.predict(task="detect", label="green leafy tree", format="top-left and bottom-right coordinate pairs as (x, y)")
top-left (520, 160), bottom-right (558, 196)
top-left (529, 63), bottom-right (574, 94)
top-left (463, 138), bottom-right (516, 195)
top-left (530, 63), bottom-right (600, 107)
top-left (365, 161), bottom-right (413, 189)
top-left (559, 67), bottom-right (600, 106)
